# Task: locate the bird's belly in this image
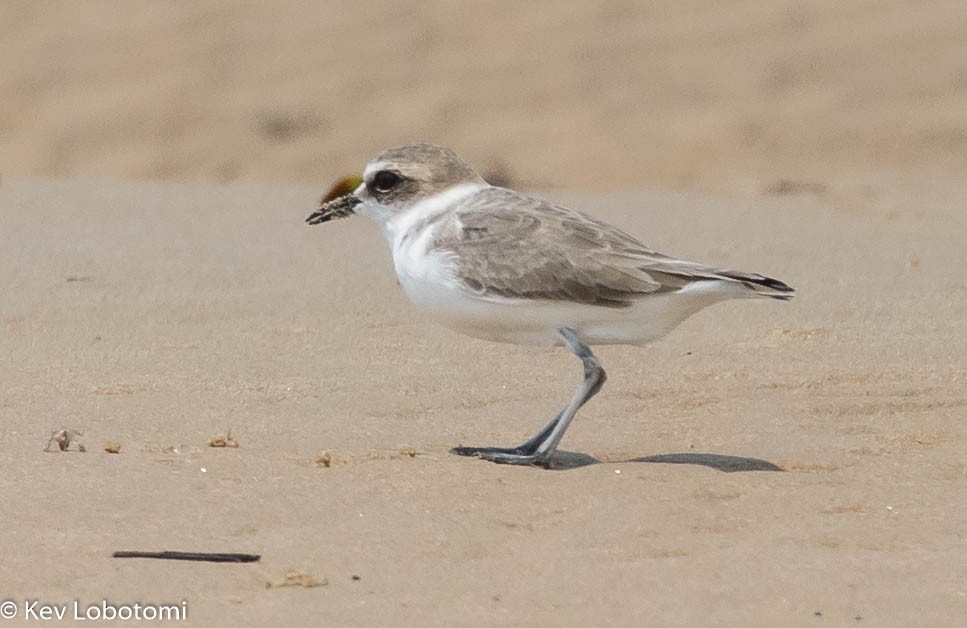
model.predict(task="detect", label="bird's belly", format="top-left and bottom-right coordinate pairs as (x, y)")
top-left (398, 273), bottom-right (743, 347)
top-left (395, 265), bottom-right (554, 344)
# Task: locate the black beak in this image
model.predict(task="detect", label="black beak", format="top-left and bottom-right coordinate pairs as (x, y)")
top-left (306, 193), bottom-right (361, 225)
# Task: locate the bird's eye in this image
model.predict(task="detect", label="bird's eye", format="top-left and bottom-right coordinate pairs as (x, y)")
top-left (372, 170), bottom-right (401, 193)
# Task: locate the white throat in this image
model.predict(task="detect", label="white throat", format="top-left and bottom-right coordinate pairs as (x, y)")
top-left (363, 182), bottom-right (488, 248)
top-left (362, 182), bottom-right (488, 320)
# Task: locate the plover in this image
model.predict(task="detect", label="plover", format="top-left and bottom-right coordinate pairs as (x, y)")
top-left (307, 143), bottom-right (793, 467)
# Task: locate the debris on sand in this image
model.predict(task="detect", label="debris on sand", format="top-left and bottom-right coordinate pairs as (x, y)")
top-left (266, 568), bottom-right (327, 589)
top-left (209, 429), bottom-right (239, 448)
top-left (44, 429), bottom-right (85, 452)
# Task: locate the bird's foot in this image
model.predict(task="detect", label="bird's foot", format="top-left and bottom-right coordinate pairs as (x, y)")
top-left (450, 446), bottom-right (550, 468)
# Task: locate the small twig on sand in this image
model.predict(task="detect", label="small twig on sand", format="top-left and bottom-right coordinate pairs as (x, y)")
top-left (112, 551), bottom-right (260, 563)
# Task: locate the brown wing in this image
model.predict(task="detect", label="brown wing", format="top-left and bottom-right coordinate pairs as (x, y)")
top-left (433, 188), bottom-right (794, 306)
top-left (431, 189), bottom-right (665, 307)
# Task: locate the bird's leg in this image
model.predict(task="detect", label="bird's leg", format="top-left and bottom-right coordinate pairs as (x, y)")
top-left (450, 327), bottom-right (606, 467)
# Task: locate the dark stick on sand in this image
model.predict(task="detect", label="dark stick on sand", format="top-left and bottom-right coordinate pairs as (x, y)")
top-left (113, 550), bottom-right (260, 563)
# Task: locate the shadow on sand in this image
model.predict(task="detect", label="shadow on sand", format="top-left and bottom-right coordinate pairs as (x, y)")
top-left (546, 450), bottom-right (784, 472)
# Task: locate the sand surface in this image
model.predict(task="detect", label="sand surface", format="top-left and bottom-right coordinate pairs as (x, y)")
top-left (3, 1), bottom-right (967, 194)
top-left (2, 177), bottom-right (966, 626)
top-left (2, 2), bottom-right (967, 626)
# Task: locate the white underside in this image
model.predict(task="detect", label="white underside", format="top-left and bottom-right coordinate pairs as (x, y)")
top-left (400, 275), bottom-right (752, 346)
top-left (363, 184), bottom-right (758, 347)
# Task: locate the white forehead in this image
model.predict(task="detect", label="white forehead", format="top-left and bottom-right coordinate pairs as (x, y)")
top-left (362, 160), bottom-right (390, 180)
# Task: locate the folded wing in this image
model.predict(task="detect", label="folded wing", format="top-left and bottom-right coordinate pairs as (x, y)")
top-left (432, 188), bottom-right (794, 307)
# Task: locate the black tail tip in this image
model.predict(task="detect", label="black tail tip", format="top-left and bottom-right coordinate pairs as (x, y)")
top-left (758, 276), bottom-right (795, 294)
top-left (724, 270), bottom-right (795, 298)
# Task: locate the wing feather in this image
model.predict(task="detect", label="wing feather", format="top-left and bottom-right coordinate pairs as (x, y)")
top-left (431, 188), bottom-right (792, 306)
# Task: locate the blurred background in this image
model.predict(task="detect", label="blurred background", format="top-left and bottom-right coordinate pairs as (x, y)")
top-left (2, 0), bottom-right (965, 194)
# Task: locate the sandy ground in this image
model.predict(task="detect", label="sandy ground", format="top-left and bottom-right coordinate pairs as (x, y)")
top-left (2, 1), bottom-right (967, 194)
top-left (2, 176), bottom-right (965, 626)
top-left (2, 1), bottom-right (967, 626)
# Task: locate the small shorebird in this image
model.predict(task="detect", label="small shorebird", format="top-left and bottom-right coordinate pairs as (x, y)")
top-left (307, 144), bottom-right (793, 467)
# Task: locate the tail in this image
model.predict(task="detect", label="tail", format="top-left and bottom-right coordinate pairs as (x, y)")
top-left (718, 270), bottom-right (795, 301)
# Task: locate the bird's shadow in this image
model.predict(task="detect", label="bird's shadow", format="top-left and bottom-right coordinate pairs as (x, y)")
top-left (546, 450), bottom-right (784, 472)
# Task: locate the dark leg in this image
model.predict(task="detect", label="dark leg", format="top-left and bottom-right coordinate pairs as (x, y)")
top-left (450, 327), bottom-right (606, 467)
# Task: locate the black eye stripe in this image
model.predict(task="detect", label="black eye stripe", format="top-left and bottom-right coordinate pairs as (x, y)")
top-left (371, 170), bottom-right (401, 193)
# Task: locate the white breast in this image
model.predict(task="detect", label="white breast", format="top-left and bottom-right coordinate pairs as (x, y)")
top-left (380, 183), bottom-right (487, 315)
